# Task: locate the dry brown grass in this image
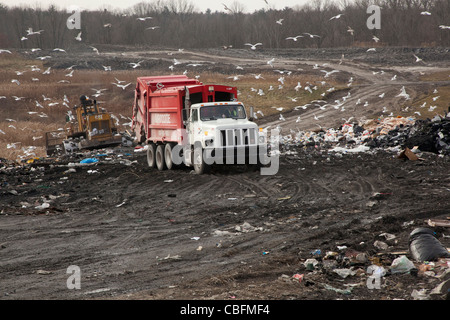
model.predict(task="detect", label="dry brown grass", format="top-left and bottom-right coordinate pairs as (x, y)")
top-left (409, 84), bottom-right (450, 118)
top-left (0, 55), bottom-right (344, 161)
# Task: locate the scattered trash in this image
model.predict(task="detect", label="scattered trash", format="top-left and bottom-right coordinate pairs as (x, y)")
top-left (390, 255), bottom-right (416, 274)
top-left (80, 158), bottom-right (98, 164)
top-left (411, 288), bottom-right (429, 300)
top-left (36, 269), bottom-right (52, 275)
top-left (116, 201), bottom-right (126, 207)
top-left (398, 147), bottom-right (419, 161)
top-left (235, 222), bottom-right (263, 233)
top-left (304, 258), bottom-right (319, 271)
top-left (427, 218), bottom-right (450, 228)
top-left (323, 283), bottom-right (353, 295)
top-left (334, 268), bottom-right (356, 278)
top-left (292, 274), bottom-right (304, 283)
top-left (409, 227), bottom-right (450, 262)
top-left (35, 202), bottom-right (50, 210)
top-left (373, 240), bottom-right (389, 251)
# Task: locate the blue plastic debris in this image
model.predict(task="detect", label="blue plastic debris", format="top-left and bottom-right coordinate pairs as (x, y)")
top-left (80, 158), bottom-right (98, 164)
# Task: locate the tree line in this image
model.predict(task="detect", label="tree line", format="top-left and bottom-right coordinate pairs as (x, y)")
top-left (0, 0), bottom-right (448, 50)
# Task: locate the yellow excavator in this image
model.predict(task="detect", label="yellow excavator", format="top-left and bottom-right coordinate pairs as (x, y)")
top-left (45, 95), bottom-right (122, 156)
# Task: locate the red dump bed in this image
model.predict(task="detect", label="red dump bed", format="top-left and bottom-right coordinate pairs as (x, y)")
top-left (131, 75), bottom-right (238, 144)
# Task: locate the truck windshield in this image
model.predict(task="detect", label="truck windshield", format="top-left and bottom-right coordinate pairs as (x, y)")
top-left (200, 105), bottom-right (246, 121)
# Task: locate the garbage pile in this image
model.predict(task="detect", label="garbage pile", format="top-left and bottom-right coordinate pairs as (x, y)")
top-left (279, 113), bottom-right (450, 156)
top-left (280, 227), bottom-right (450, 300)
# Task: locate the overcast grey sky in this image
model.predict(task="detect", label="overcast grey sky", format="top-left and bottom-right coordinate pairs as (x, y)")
top-left (1, 0), bottom-right (310, 13)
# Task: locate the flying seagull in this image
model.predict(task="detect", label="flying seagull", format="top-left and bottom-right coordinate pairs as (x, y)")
top-left (286, 35), bottom-right (303, 41)
top-left (329, 13), bottom-right (344, 20)
top-left (244, 43), bottom-right (262, 50)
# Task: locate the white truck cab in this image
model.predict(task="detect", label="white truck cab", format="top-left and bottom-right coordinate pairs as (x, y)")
top-left (183, 101), bottom-right (267, 173)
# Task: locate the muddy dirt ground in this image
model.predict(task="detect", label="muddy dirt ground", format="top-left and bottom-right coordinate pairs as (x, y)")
top-left (1, 146), bottom-right (449, 302)
top-left (1, 46), bottom-right (450, 306)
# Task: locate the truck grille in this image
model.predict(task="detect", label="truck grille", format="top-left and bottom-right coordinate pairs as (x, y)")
top-left (219, 128), bottom-right (257, 147)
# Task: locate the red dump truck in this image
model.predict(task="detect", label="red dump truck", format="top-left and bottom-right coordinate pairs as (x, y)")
top-left (131, 75), bottom-right (268, 174)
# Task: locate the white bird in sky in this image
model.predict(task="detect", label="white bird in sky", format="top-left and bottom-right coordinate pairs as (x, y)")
top-left (347, 26), bottom-right (354, 36)
top-left (279, 114), bottom-right (286, 121)
top-left (304, 33), bottom-right (321, 38)
top-left (276, 18), bottom-right (284, 25)
top-left (320, 69), bottom-right (339, 78)
top-left (420, 11), bottom-right (431, 15)
top-left (112, 82), bottom-right (131, 90)
top-left (397, 86), bottom-right (410, 100)
top-left (65, 70), bottom-right (74, 77)
top-left (128, 61), bottom-right (144, 68)
top-left (75, 32), bottom-right (82, 41)
top-left (42, 67), bottom-right (51, 74)
top-left (89, 46), bottom-right (99, 55)
top-left (222, 3), bottom-right (231, 12)
top-left (267, 58), bottom-right (275, 67)
top-left (294, 82), bottom-right (302, 91)
top-left (227, 75), bottom-right (242, 81)
top-left (137, 16), bottom-right (152, 21)
top-left (0, 49), bottom-right (12, 54)
top-left (146, 26), bottom-right (160, 30)
top-left (313, 113), bottom-right (324, 120)
top-left (413, 54), bottom-right (424, 63)
top-left (26, 28), bottom-right (44, 36)
top-left (367, 48), bottom-right (376, 52)
top-left (245, 43), bottom-right (262, 50)
top-left (12, 96), bottom-right (25, 101)
top-left (286, 35), bottom-right (303, 41)
top-left (53, 48), bottom-right (67, 53)
top-left (329, 13), bottom-right (344, 20)
top-left (92, 88), bottom-right (108, 95)
top-left (11, 79), bottom-right (20, 85)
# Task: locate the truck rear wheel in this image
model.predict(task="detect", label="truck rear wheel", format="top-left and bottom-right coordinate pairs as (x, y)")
top-left (156, 144), bottom-right (166, 171)
top-left (147, 143), bottom-right (156, 168)
top-left (164, 143), bottom-right (175, 170)
top-left (193, 145), bottom-right (210, 174)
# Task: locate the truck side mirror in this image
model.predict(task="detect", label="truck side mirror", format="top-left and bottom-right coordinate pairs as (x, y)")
top-left (248, 106), bottom-right (255, 122)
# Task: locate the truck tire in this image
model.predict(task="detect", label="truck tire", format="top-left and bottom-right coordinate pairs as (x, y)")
top-left (156, 144), bottom-right (166, 171)
top-left (164, 143), bottom-right (175, 170)
top-left (147, 143), bottom-right (156, 168)
top-left (193, 145), bottom-right (210, 174)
